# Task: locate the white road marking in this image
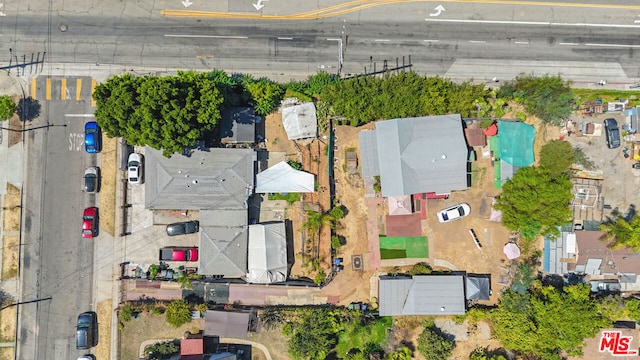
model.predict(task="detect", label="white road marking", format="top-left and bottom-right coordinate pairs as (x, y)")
top-left (164, 34), bottom-right (249, 39)
top-left (469, 40), bottom-right (486, 43)
top-left (514, 41), bottom-right (529, 45)
top-left (375, 39), bottom-right (390, 42)
top-left (585, 43), bottom-right (640, 48)
top-left (559, 42), bottom-right (579, 46)
top-left (326, 38), bottom-right (341, 41)
top-left (64, 114), bottom-right (95, 117)
top-left (425, 18), bottom-right (640, 29)
top-left (277, 37), bottom-right (293, 40)
top-left (423, 39), bottom-right (440, 43)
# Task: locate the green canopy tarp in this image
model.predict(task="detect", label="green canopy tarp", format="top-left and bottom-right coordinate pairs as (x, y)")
top-left (497, 121), bottom-right (535, 167)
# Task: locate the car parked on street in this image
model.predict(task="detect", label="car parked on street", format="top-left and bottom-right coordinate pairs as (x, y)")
top-left (127, 153), bottom-right (144, 184)
top-left (77, 355), bottom-right (96, 360)
top-left (82, 207), bottom-right (99, 239)
top-left (76, 311), bottom-right (98, 350)
top-left (84, 121), bottom-right (102, 153)
top-left (159, 247), bottom-right (199, 262)
top-left (83, 166), bottom-right (101, 193)
top-left (166, 221), bottom-right (200, 236)
top-left (604, 118), bottom-right (621, 149)
top-left (436, 203), bottom-right (471, 223)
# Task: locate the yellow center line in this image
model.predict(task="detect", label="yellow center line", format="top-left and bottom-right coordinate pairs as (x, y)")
top-left (161, 0), bottom-right (640, 20)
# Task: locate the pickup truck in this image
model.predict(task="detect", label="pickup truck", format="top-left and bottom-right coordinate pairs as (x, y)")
top-left (159, 247), bottom-right (199, 262)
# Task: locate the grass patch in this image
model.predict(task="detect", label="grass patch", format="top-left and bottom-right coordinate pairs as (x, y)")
top-left (343, 147), bottom-right (356, 172)
top-left (335, 316), bottom-right (392, 356)
top-left (1, 236), bottom-right (18, 281)
top-left (574, 88), bottom-right (640, 107)
top-left (99, 136), bottom-right (118, 236)
top-left (268, 193), bottom-right (300, 205)
top-left (379, 236), bottom-right (429, 258)
top-left (0, 306), bottom-right (16, 346)
top-left (471, 164), bottom-right (487, 188)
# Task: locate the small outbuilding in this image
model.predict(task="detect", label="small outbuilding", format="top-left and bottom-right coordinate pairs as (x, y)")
top-left (281, 102), bottom-right (318, 140)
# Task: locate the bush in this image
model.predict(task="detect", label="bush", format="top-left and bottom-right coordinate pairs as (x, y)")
top-left (165, 299), bottom-right (192, 328)
top-left (407, 262), bottom-right (432, 275)
top-left (118, 302), bottom-right (136, 322)
top-left (314, 270), bottom-right (326, 285)
top-left (146, 340), bottom-right (179, 360)
top-left (417, 325), bottom-right (455, 360)
top-left (331, 235), bottom-right (342, 249)
top-left (0, 95), bottom-right (15, 121)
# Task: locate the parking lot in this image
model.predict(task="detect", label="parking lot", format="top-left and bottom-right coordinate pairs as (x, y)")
top-left (565, 113), bottom-right (640, 218)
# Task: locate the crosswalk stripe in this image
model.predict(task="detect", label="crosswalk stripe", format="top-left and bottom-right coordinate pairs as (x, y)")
top-left (91, 79), bottom-right (96, 107)
top-left (45, 78), bottom-right (51, 100)
top-left (76, 79), bottom-right (82, 101)
top-left (30, 78), bottom-right (37, 100)
top-left (61, 78), bottom-right (67, 100)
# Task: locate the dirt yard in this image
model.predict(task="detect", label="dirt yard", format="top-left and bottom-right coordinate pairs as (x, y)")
top-left (100, 136), bottom-right (118, 236)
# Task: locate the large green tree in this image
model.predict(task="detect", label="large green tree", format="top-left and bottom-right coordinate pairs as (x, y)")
top-left (320, 71), bottom-right (489, 125)
top-left (491, 283), bottom-right (610, 359)
top-left (539, 140), bottom-right (575, 178)
top-left (497, 74), bottom-right (574, 125)
top-left (494, 167), bottom-right (573, 240)
top-left (93, 71), bottom-right (224, 157)
top-left (417, 324), bottom-right (455, 360)
top-left (600, 215), bottom-right (640, 251)
top-left (286, 308), bottom-right (341, 360)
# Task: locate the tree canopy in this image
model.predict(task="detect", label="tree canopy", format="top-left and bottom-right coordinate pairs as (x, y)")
top-left (93, 72), bottom-right (224, 157)
top-left (417, 323), bottom-right (455, 360)
top-left (491, 282), bottom-right (610, 359)
top-left (497, 74), bottom-right (574, 125)
top-left (286, 308), bottom-right (341, 360)
top-left (320, 71), bottom-right (489, 125)
top-left (600, 214), bottom-right (640, 251)
top-left (494, 167), bottom-right (573, 240)
top-left (539, 140), bottom-right (575, 178)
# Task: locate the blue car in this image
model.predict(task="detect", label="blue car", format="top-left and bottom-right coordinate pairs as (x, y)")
top-left (84, 121), bottom-right (102, 153)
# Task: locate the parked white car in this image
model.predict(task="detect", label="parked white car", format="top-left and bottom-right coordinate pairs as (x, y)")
top-left (436, 203), bottom-right (471, 223)
top-left (127, 153), bottom-right (144, 184)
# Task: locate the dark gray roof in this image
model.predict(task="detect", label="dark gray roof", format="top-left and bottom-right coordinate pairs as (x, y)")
top-left (204, 310), bottom-right (250, 339)
top-left (358, 130), bottom-right (380, 178)
top-left (466, 275), bottom-right (491, 300)
top-left (220, 107), bottom-right (256, 143)
top-left (374, 115), bottom-right (468, 197)
top-left (378, 275), bottom-right (466, 316)
top-left (198, 209), bottom-right (248, 277)
top-left (145, 147), bottom-right (255, 210)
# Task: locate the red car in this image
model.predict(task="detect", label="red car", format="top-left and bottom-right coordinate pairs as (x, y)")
top-left (82, 207), bottom-right (99, 239)
top-left (159, 247), bottom-right (199, 262)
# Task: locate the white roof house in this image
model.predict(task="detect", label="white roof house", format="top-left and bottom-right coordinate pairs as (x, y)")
top-left (247, 222), bottom-right (288, 284)
top-left (282, 102), bottom-right (318, 140)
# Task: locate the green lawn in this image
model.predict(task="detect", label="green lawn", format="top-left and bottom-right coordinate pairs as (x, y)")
top-left (268, 192), bottom-right (300, 205)
top-left (335, 316), bottom-right (392, 356)
top-left (379, 236), bottom-right (428, 259)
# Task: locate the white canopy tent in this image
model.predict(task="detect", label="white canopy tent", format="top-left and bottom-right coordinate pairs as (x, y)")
top-left (247, 223), bottom-right (288, 284)
top-left (255, 161), bottom-right (315, 193)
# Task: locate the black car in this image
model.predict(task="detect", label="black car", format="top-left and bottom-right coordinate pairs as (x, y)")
top-left (604, 118), bottom-right (621, 149)
top-left (166, 221), bottom-right (200, 236)
top-left (76, 311), bottom-right (98, 350)
top-left (83, 166), bottom-right (101, 193)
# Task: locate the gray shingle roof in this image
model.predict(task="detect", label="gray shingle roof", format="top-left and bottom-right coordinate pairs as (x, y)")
top-left (198, 209), bottom-right (248, 277)
top-left (360, 115), bottom-right (468, 197)
top-left (145, 147), bottom-right (255, 210)
top-left (378, 274), bottom-right (466, 316)
top-left (220, 107), bottom-right (256, 143)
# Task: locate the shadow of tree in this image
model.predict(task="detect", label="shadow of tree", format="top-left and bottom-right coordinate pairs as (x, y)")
top-left (17, 97), bottom-right (41, 122)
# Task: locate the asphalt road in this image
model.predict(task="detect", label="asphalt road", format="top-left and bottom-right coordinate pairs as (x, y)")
top-left (19, 97), bottom-right (98, 360)
top-left (2, 0), bottom-right (640, 81)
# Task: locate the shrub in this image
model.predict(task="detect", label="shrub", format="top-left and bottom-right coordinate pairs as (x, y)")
top-left (0, 95), bottom-right (16, 121)
top-left (314, 270), bottom-right (326, 285)
top-left (146, 340), bottom-right (179, 360)
top-left (118, 302), bottom-right (136, 322)
top-left (165, 299), bottom-right (192, 328)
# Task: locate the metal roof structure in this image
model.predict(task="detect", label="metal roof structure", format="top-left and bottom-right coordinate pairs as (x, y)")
top-left (358, 130), bottom-right (380, 178)
top-left (220, 107), bottom-right (256, 144)
top-left (281, 102), bottom-right (318, 140)
top-left (378, 274), bottom-right (466, 316)
top-left (360, 115), bottom-right (468, 197)
top-left (144, 147), bottom-right (256, 210)
top-left (198, 209), bottom-right (248, 277)
top-left (247, 222), bottom-right (288, 284)
top-left (204, 310), bottom-right (250, 339)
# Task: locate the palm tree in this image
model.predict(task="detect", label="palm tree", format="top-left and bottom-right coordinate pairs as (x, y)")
top-left (600, 215), bottom-right (640, 251)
